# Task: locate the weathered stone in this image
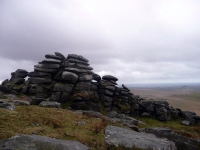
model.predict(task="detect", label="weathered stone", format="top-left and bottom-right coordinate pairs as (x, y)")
top-left (98, 80), bottom-right (116, 86)
top-left (10, 77), bottom-right (25, 84)
top-left (99, 85), bottom-right (115, 91)
top-left (157, 114), bottom-right (168, 121)
top-left (123, 123), bottom-right (139, 132)
top-left (99, 89), bottom-right (114, 96)
top-left (29, 77), bottom-right (52, 84)
top-left (181, 120), bottom-right (190, 126)
top-left (67, 58), bottom-right (89, 65)
top-left (61, 61), bottom-right (75, 68)
top-left (76, 63), bottom-right (93, 70)
top-left (90, 83), bottom-right (98, 91)
top-left (42, 58), bottom-right (61, 64)
top-left (35, 63), bottom-right (60, 69)
top-left (105, 125), bottom-right (176, 150)
top-left (107, 111), bottom-right (118, 118)
top-left (1, 79), bottom-right (9, 85)
top-left (141, 112), bottom-right (151, 117)
top-left (99, 94), bottom-right (112, 102)
top-left (55, 52), bottom-right (66, 59)
top-left (65, 68), bottom-right (87, 74)
top-left (0, 102), bottom-right (15, 110)
top-left (15, 69), bottom-right (28, 74)
top-left (122, 84), bottom-right (130, 91)
top-left (154, 101), bottom-right (169, 109)
top-left (45, 54), bottom-right (62, 60)
top-left (39, 101), bottom-right (60, 108)
top-left (74, 82), bottom-right (90, 91)
top-left (50, 92), bottom-right (61, 101)
top-left (67, 54), bottom-right (79, 59)
top-left (102, 75), bottom-right (118, 81)
top-left (78, 55), bottom-right (89, 62)
top-left (28, 71), bottom-right (51, 78)
top-left (11, 100), bottom-right (30, 106)
top-left (0, 134), bottom-right (89, 150)
top-left (120, 91), bottom-right (129, 95)
top-left (175, 140), bottom-right (199, 150)
top-left (156, 107), bottom-right (168, 114)
top-left (61, 71), bottom-right (78, 83)
top-left (11, 72), bottom-right (27, 78)
top-left (182, 111), bottom-right (196, 119)
top-left (34, 67), bottom-right (58, 73)
top-left (92, 73), bottom-right (101, 81)
top-left (171, 109), bottom-right (179, 119)
top-left (79, 74), bottom-right (93, 81)
top-left (53, 83), bottom-right (74, 93)
top-left (60, 92), bottom-right (70, 103)
top-left (145, 127), bottom-right (200, 148)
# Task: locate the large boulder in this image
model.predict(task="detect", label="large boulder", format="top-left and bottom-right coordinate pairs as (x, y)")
top-left (144, 128), bottom-right (200, 148)
top-left (105, 125), bottom-right (176, 150)
top-left (102, 75), bottom-right (118, 81)
top-left (61, 71), bottom-right (78, 83)
top-left (0, 134), bottom-right (89, 150)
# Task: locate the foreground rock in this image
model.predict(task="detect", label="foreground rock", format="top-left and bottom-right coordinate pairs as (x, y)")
top-left (105, 125), bottom-right (177, 150)
top-left (0, 134), bottom-right (89, 150)
top-left (144, 128), bottom-right (200, 150)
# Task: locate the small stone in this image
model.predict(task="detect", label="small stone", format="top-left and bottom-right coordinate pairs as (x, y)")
top-left (181, 120), bottom-right (191, 126)
top-left (39, 101), bottom-right (60, 108)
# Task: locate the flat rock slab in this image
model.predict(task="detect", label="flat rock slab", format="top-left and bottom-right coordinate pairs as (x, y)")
top-left (0, 134), bottom-right (89, 150)
top-left (105, 125), bottom-right (176, 150)
top-left (11, 100), bottom-right (30, 106)
top-left (39, 101), bottom-right (60, 108)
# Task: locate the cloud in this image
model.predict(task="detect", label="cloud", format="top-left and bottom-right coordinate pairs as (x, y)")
top-left (0, 0), bottom-right (200, 84)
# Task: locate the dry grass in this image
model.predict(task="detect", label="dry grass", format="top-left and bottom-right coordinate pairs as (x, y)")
top-left (0, 106), bottom-right (108, 150)
top-left (1, 105), bottom-right (200, 149)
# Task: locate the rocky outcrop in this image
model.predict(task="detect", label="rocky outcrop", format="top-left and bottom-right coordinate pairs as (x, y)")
top-left (105, 125), bottom-right (177, 150)
top-left (0, 52), bottom-right (137, 116)
top-left (1, 52), bottom-right (200, 124)
top-left (0, 134), bottom-right (89, 150)
top-left (144, 128), bottom-right (200, 150)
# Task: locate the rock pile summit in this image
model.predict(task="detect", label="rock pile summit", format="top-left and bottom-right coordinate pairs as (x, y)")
top-left (1, 52), bottom-right (200, 125)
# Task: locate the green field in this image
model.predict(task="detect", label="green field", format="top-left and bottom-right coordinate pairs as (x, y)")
top-left (171, 92), bottom-right (200, 102)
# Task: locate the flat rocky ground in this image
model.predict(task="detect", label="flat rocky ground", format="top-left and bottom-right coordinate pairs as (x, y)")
top-left (130, 85), bottom-right (200, 115)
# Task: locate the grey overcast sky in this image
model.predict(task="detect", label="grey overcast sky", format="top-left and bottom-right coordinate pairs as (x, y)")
top-left (0, 0), bottom-right (200, 84)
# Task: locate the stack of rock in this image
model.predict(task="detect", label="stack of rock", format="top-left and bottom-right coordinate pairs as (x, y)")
top-left (27, 53), bottom-right (64, 101)
top-left (64, 54), bottom-right (94, 110)
top-left (117, 84), bottom-right (132, 114)
top-left (2, 69), bottom-right (28, 94)
top-left (4, 52), bottom-right (200, 125)
top-left (136, 100), bottom-right (181, 121)
top-left (98, 75), bottom-right (118, 111)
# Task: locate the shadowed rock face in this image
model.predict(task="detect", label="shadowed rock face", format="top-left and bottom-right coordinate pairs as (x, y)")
top-left (144, 128), bottom-right (200, 150)
top-left (1, 52), bottom-right (200, 124)
top-left (0, 134), bottom-right (89, 150)
top-left (105, 125), bottom-right (177, 150)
